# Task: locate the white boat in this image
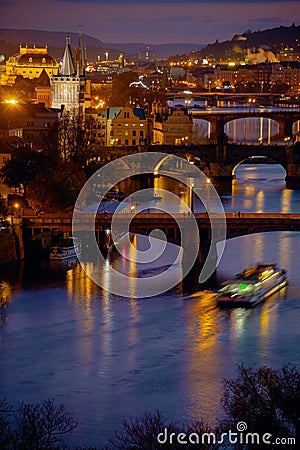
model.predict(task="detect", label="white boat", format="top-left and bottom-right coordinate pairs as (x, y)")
top-left (216, 263), bottom-right (287, 307)
top-left (49, 238), bottom-right (81, 260)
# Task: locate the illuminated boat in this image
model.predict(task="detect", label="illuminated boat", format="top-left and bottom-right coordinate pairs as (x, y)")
top-left (49, 238), bottom-right (81, 260)
top-left (216, 263), bottom-right (287, 307)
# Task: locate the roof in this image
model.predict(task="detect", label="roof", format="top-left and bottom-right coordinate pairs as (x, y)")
top-left (11, 53), bottom-right (58, 66)
top-left (36, 68), bottom-right (50, 86)
top-left (133, 108), bottom-right (146, 120)
top-left (106, 107), bottom-right (122, 120)
top-left (61, 37), bottom-right (76, 76)
top-left (0, 136), bottom-right (41, 154)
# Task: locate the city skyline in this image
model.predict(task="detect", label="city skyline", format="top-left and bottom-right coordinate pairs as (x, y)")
top-left (1, 0), bottom-right (299, 44)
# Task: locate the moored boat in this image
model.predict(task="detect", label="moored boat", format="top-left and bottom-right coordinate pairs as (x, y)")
top-left (217, 263), bottom-right (287, 307)
top-left (49, 238), bottom-right (81, 260)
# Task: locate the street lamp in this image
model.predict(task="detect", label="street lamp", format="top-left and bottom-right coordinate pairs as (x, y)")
top-left (206, 178), bottom-right (211, 213)
top-left (189, 181), bottom-right (194, 213)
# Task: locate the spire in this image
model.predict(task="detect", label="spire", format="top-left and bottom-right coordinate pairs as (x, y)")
top-left (77, 27), bottom-right (86, 77)
top-left (61, 36), bottom-right (76, 76)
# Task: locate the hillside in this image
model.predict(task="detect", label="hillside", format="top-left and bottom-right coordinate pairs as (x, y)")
top-left (201, 24), bottom-right (300, 60)
top-left (0, 28), bottom-right (203, 60)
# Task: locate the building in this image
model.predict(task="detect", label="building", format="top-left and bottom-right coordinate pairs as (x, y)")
top-left (0, 103), bottom-right (59, 146)
top-left (1, 45), bottom-right (59, 85)
top-left (34, 69), bottom-right (52, 108)
top-left (87, 105), bottom-right (147, 147)
top-left (152, 108), bottom-right (193, 145)
top-left (50, 34), bottom-right (87, 114)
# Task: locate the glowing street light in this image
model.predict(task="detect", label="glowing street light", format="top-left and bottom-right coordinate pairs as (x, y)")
top-left (206, 178), bottom-right (211, 213)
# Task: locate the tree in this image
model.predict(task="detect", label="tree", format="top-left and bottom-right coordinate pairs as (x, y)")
top-left (1, 147), bottom-right (54, 200)
top-left (0, 398), bottom-right (79, 449)
top-left (27, 161), bottom-right (86, 212)
top-left (222, 363), bottom-right (300, 445)
top-left (109, 71), bottom-right (145, 107)
top-left (110, 411), bottom-right (220, 449)
top-left (59, 113), bottom-right (99, 167)
top-left (0, 196), bottom-right (8, 218)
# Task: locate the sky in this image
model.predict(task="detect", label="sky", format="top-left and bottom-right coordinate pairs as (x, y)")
top-left (1, 0), bottom-right (299, 44)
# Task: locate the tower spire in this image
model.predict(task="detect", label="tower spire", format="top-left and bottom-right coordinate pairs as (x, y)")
top-left (77, 26), bottom-right (86, 77)
top-left (61, 36), bottom-right (76, 76)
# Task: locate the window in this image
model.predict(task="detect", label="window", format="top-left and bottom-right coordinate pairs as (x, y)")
top-left (42, 57), bottom-right (46, 63)
top-left (125, 139), bottom-right (129, 145)
top-left (125, 130), bottom-right (129, 136)
top-left (140, 131), bottom-right (144, 137)
top-left (124, 111), bottom-right (129, 118)
top-left (117, 130), bottom-right (121, 136)
top-left (29, 57), bottom-right (33, 63)
top-left (132, 139), bottom-right (136, 145)
top-left (132, 130), bottom-right (136, 136)
top-left (110, 130), bottom-right (114, 136)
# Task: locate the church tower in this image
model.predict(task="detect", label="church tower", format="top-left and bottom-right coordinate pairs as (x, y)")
top-left (50, 34), bottom-right (86, 114)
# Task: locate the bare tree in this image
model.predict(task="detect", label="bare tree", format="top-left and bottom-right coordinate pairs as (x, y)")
top-left (59, 112), bottom-right (99, 167)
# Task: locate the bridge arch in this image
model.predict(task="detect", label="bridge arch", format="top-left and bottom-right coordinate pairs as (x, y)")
top-left (153, 152), bottom-right (201, 174)
top-left (232, 155), bottom-right (287, 177)
top-left (225, 117), bottom-right (279, 144)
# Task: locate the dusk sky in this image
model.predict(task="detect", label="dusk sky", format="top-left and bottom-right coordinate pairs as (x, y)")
top-left (1, 0), bottom-right (299, 44)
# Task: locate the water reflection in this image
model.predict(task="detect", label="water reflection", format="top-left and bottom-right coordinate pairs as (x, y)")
top-left (185, 291), bottom-right (223, 423)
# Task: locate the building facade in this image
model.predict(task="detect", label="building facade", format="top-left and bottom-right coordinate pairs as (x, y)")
top-left (1, 45), bottom-right (59, 86)
top-left (152, 108), bottom-right (193, 145)
top-left (88, 105), bottom-right (147, 147)
top-left (50, 34), bottom-right (86, 114)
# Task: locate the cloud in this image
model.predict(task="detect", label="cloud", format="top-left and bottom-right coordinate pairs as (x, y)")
top-left (248, 16), bottom-right (285, 24)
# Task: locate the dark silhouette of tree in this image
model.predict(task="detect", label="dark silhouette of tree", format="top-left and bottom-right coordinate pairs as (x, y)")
top-left (59, 113), bottom-right (99, 167)
top-left (110, 411), bottom-right (220, 449)
top-left (27, 161), bottom-right (86, 212)
top-left (0, 399), bottom-right (14, 448)
top-left (1, 147), bottom-right (55, 200)
top-left (222, 363), bottom-right (300, 447)
top-left (109, 71), bottom-right (144, 107)
top-left (0, 398), bottom-right (78, 449)
top-left (0, 195), bottom-right (8, 218)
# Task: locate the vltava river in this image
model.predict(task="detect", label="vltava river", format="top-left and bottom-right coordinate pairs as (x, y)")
top-left (0, 164), bottom-right (299, 447)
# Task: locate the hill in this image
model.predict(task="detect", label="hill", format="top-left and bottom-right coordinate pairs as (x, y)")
top-left (0, 28), bottom-right (203, 60)
top-left (201, 24), bottom-right (300, 60)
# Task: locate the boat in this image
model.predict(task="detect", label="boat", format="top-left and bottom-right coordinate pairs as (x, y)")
top-left (216, 263), bottom-right (287, 307)
top-left (49, 238), bottom-right (81, 260)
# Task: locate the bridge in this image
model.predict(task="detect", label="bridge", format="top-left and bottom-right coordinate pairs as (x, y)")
top-left (165, 91), bottom-right (299, 107)
top-left (108, 107), bottom-right (300, 189)
top-left (17, 211), bottom-right (300, 277)
top-left (21, 211), bottom-right (300, 235)
top-left (190, 108), bottom-right (300, 143)
top-left (20, 212), bottom-right (300, 256)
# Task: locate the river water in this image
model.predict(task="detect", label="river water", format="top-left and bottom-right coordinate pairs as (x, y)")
top-left (0, 164), bottom-right (300, 447)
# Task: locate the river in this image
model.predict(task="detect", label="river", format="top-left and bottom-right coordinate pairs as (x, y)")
top-left (0, 163), bottom-right (300, 447)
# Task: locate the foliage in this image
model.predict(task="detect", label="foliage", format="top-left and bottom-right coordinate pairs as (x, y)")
top-left (0, 195), bottom-right (8, 218)
top-left (222, 363), bottom-right (300, 446)
top-left (0, 398), bottom-right (78, 449)
top-left (1, 147), bottom-right (55, 199)
top-left (109, 71), bottom-right (145, 107)
top-left (27, 161), bottom-right (86, 212)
